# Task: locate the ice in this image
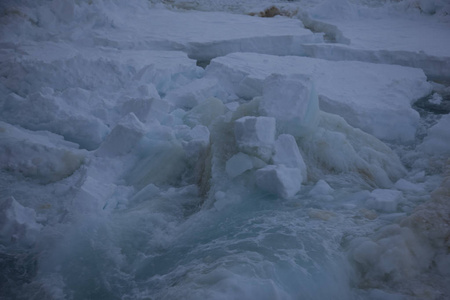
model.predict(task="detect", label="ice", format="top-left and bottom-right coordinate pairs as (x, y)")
top-left (165, 78), bottom-right (226, 109)
top-left (183, 97), bottom-right (227, 128)
top-left (176, 124), bottom-right (210, 160)
top-left (301, 2), bottom-right (450, 80)
top-left (0, 121), bottom-right (85, 183)
top-left (2, 0), bottom-right (450, 298)
top-left (365, 189), bottom-right (403, 213)
top-left (260, 74), bottom-right (319, 137)
top-left (394, 179), bottom-right (425, 194)
top-left (272, 134), bottom-right (307, 181)
top-left (96, 113), bottom-right (146, 157)
top-left (120, 95), bottom-right (170, 124)
top-left (225, 152), bottom-right (254, 178)
top-left (125, 125), bottom-right (187, 189)
top-left (207, 53), bottom-right (430, 142)
top-left (420, 114), bottom-right (450, 156)
top-left (308, 180), bottom-right (334, 197)
top-left (71, 176), bottom-right (118, 213)
top-left (300, 112), bottom-right (406, 187)
top-left (255, 165), bottom-right (303, 199)
top-left (90, 7), bottom-right (322, 60)
top-left (234, 116), bottom-right (276, 161)
top-left (0, 196), bottom-right (42, 247)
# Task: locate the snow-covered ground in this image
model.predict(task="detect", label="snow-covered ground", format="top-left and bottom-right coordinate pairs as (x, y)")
top-left (1, 0), bottom-right (449, 299)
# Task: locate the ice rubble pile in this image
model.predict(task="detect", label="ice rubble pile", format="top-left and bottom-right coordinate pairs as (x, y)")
top-left (1, 0), bottom-right (450, 298)
top-left (0, 0), bottom-right (439, 242)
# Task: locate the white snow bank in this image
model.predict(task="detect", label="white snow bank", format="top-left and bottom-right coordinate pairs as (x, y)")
top-left (0, 196), bottom-right (42, 247)
top-left (0, 121), bottom-right (85, 183)
top-left (207, 52), bottom-right (431, 143)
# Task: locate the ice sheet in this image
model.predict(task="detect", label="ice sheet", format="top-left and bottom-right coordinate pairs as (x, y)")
top-left (207, 52), bottom-right (431, 142)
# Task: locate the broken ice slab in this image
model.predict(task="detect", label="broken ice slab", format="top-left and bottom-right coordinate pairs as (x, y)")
top-left (80, 7), bottom-right (323, 60)
top-left (207, 52), bottom-right (431, 143)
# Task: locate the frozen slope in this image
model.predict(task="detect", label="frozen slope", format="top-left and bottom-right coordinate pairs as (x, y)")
top-left (206, 52), bottom-right (431, 143)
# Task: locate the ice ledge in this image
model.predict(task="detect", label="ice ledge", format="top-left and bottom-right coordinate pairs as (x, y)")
top-left (301, 43), bottom-right (450, 81)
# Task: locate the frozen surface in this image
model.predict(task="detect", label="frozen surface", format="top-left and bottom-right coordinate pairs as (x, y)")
top-left (1, 0), bottom-right (450, 299)
top-left (207, 52), bottom-right (431, 142)
top-left (301, 0), bottom-right (450, 80)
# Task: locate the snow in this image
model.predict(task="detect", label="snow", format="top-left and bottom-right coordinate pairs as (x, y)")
top-left (1, 0), bottom-right (450, 299)
top-left (207, 52), bottom-right (431, 142)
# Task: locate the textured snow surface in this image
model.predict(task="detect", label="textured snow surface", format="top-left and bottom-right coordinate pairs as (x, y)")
top-left (1, 0), bottom-right (450, 299)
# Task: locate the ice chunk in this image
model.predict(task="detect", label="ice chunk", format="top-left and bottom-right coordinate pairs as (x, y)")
top-left (0, 196), bottom-right (42, 246)
top-left (120, 97), bottom-right (170, 123)
top-left (72, 176), bottom-right (117, 213)
top-left (126, 127), bottom-right (187, 189)
top-left (300, 112), bottom-right (406, 187)
top-left (366, 189), bottom-right (403, 213)
top-left (184, 98), bottom-right (227, 128)
top-left (0, 121), bottom-right (85, 183)
top-left (1, 92), bottom-right (109, 150)
top-left (176, 125), bottom-right (210, 159)
top-left (96, 113), bottom-right (146, 157)
top-left (234, 116), bottom-right (276, 161)
top-left (225, 152), bottom-right (253, 178)
top-left (272, 134), bottom-right (307, 180)
top-left (420, 114), bottom-right (450, 155)
top-left (394, 179), bottom-right (425, 194)
top-left (309, 180), bottom-right (334, 197)
top-left (255, 165), bottom-right (302, 199)
top-left (260, 74), bottom-right (319, 137)
top-left (165, 78), bottom-right (227, 109)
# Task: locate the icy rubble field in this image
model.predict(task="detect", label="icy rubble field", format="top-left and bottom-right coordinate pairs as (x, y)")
top-left (1, 0), bottom-right (450, 299)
